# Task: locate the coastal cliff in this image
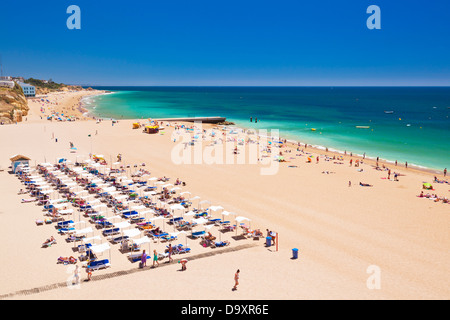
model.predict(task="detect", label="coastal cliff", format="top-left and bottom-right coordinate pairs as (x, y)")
top-left (0, 82), bottom-right (29, 123)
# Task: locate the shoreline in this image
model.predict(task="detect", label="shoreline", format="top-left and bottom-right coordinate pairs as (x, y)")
top-left (81, 90), bottom-right (447, 176)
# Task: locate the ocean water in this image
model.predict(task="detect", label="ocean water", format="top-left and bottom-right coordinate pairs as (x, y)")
top-left (84, 87), bottom-right (450, 171)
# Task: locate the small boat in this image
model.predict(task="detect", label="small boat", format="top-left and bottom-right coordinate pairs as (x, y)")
top-left (356, 126), bottom-right (370, 129)
top-left (311, 128), bottom-right (316, 131)
top-left (384, 111), bottom-right (394, 114)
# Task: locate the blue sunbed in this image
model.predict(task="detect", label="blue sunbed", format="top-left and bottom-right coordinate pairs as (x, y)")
top-left (191, 230), bottom-right (206, 238)
top-left (57, 220), bottom-right (74, 228)
top-left (87, 259), bottom-right (110, 271)
top-left (122, 210), bottom-right (138, 219)
top-left (103, 228), bottom-right (120, 236)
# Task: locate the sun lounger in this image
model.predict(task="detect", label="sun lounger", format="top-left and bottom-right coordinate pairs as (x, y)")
top-left (137, 222), bottom-right (153, 230)
top-left (78, 243), bottom-right (92, 253)
top-left (111, 235), bottom-right (129, 243)
top-left (151, 232), bottom-right (169, 239)
top-left (79, 249), bottom-right (97, 261)
top-left (103, 228), bottom-right (120, 236)
top-left (58, 227), bottom-right (75, 234)
top-left (95, 220), bottom-right (113, 229)
top-left (211, 240), bottom-right (230, 248)
top-left (66, 234), bottom-right (86, 242)
top-left (130, 217), bottom-right (145, 224)
top-left (160, 234), bottom-right (177, 242)
top-left (208, 218), bottom-right (221, 225)
top-left (87, 259), bottom-right (110, 271)
top-left (122, 210), bottom-right (138, 219)
top-left (169, 217), bottom-right (183, 224)
top-left (57, 220), bottom-right (74, 228)
top-left (191, 230), bottom-right (206, 239)
top-left (128, 252), bottom-right (150, 263)
top-left (174, 244), bottom-right (191, 254)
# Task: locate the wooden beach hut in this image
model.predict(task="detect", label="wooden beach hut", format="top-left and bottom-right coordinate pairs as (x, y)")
top-left (10, 155), bottom-right (31, 173)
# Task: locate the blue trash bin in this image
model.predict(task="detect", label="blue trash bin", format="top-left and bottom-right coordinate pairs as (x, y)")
top-left (292, 248), bottom-right (298, 259)
top-left (266, 236), bottom-right (272, 247)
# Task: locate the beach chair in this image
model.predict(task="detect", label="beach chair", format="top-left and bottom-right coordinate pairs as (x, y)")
top-left (128, 252), bottom-right (150, 263)
top-left (57, 220), bottom-right (74, 228)
top-left (191, 230), bottom-right (206, 239)
top-left (80, 249), bottom-right (96, 262)
top-left (169, 217), bottom-right (183, 224)
top-left (78, 243), bottom-right (92, 253)
top-left (175, 220), bottom-right (190, 230)
top-left (130, 217), bottom-right (145, 224)
top-left (160, 234), bottom-right (177, 242)
top-left (122, 210), bottom-right (138, 219)
top-left (153, 232), bottom-right (169, 239)
top-left (137, 222), bottom-right (153, 230)
top-left (66, 234), bottom-right (86, 242)
top-left (176, 244), bottom-right (191, 254)
top-left (87, 259), bottom-right (110, 271)
top-left (211, 241), bottom-right (230, 248)
top-left (95, 220), bottom-right (113, 229)
top-left (58, 227), bottom-right (76, 235)
top-left (207, 218), bottom-right (221, 225)
top-left (102, 228), bottom-right (120, 237)
top-left (111, 235), bottom-right (129, 244)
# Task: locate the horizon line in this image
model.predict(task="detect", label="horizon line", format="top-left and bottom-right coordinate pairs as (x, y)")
top-left (78, 84), bottom-right (450, 88)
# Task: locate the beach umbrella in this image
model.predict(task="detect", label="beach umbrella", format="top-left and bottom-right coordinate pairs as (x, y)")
top-left (235, 216), bottom-right (251, 236)
top-left (198, 199), bottom-right (211, 210)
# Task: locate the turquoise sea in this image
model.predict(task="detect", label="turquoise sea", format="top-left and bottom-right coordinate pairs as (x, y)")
top-left (84, 87), bottom-right (450, 171)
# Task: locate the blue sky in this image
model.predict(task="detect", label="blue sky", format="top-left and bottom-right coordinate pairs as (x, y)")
top-left (1, 0), bottom-right (449, 86)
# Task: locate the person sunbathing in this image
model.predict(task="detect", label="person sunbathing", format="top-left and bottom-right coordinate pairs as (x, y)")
top-left (57, 256), bottom-right (77, 264)
top-left (253, 229), bottom-right (263, 237)
top-left (44, 236), bottom-right (56, 244)
top-left (205, 232), bottom-right (216, 241)
top-left (359, 182), bottom-right (373, 187)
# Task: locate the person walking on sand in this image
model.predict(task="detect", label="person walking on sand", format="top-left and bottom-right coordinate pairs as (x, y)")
top-left (168, 244), bottom-right (173, 263)
top-left (86, 266), bottom-right (92, 281)
top-left (73, 265), bottom-right (80, 285)
top-left (444, 168), bottom-right (447, 177)
top-left (153, 250), bottom-right (159, 267)
top-left (233, 269), bottom-right (240, 291)
top-left (141, 250), bottom-right (147, 268)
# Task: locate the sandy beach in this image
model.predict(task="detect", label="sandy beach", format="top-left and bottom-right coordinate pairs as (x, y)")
top-left (0, 90), bottom-right (448, 300)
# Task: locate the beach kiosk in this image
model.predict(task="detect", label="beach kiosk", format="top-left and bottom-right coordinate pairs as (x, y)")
top-left (10, 155), bottom-right (31, 173)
